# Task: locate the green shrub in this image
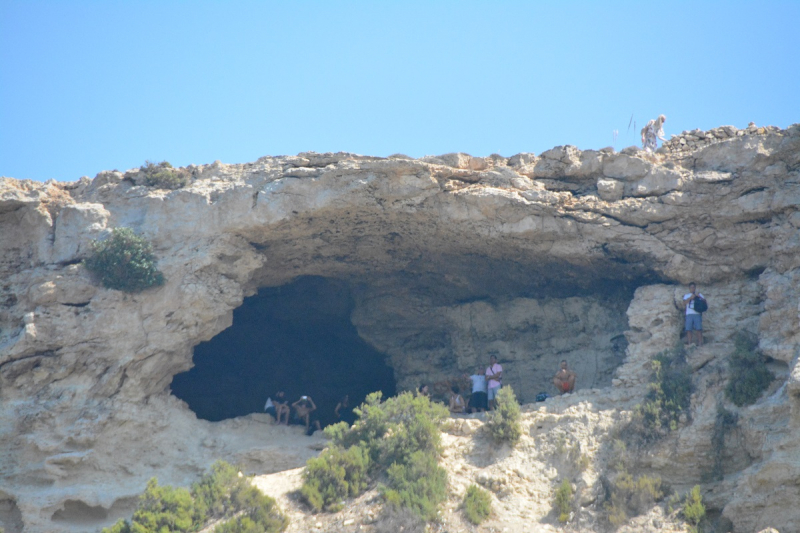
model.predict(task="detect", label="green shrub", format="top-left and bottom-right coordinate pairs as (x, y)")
top-left (305, 391), bottom-right (449, 521)
top-left (554, 479), bottom-right (573, 523)
top-left (682, 485), bottom-right (705, 531)
top-left (214, 485), bottom-right (287, 533)
top-left (137, 160), bottom-right (190, 190)
top-left (102, 461), bottom-right (286, 533)
top-left (84, 228), bottom-right (165, 292)
top-left (102, 478), bottom-right (200, 533)
top-left (725, 333), bottom-right (774, 407)
top-left (462, 484), bottom-right (492, 525)
top-left (382, 451), bottom-right (448, 522)
top-left (631, 349), bottom-right (692, 442)
top-left (301, 445), bottom-right (370, 512)
top-left (485, 386), bottom-right (522, 445)
top-left (331, 391), bottom-right (449, 468)
top-left (604, 473), bottom-right (664, 527)
top-left (373, 507), bottom-right (425, 533)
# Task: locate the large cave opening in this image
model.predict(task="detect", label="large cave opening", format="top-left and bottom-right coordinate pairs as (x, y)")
top-left (170, 276), bottom-right (396, 427)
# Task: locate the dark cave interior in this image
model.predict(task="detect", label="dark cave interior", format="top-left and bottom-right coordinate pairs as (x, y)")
top-left (170, 276), bottom-right (396, 427)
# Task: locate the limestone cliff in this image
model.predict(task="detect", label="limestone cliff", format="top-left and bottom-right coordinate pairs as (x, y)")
top-left (0, 123), bottom-right (798, 532)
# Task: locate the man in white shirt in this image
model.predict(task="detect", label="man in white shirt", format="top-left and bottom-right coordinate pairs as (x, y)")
top-left (465, 366), bottom-right (488, 413)
top-left (683, 282), bottom-right (705, 347)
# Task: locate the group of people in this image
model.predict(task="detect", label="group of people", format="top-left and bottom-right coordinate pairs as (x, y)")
top-left (419, 355), bottom-right (579, 416)
top-left (264, 391), bottom-right (354, 435)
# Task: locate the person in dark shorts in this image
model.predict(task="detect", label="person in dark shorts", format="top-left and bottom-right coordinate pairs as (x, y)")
top-left (466, 365), bottom-right (488, 413)
top-left (292, 395), bottom-right (321, 435)
top-left (273, 391), bottom-right (289, 425)
top-left (334, 394), bottom-right (355, 425)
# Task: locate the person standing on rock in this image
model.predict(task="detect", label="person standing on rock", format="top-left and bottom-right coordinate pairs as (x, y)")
top-left (553, 360), bottom-right (577, 395)
top-left (465, 365), bottom-right (488, 413)
top-left (485, 355), bottom-right (503, 410)
top-left (683, 282), bottom-right (705, 347)
top-left (641, 114), bottom-right (667, 153)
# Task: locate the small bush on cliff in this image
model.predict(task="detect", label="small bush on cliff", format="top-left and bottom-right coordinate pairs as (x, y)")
top-left (103, 478), bottom-right (200, 533)
top-left (604, 472), bottom-right (665, 527)
top-left (102, 461), bottom-right (287, 533)
top-left (725, 333), bottom-right (774, 407)
top-left (485, 386), bottom-right (522, 446)
top-left (553, 479), bottom-right (573, 523)
top-left (301, 444), bottom-right (370, 512)
top-left (302, 391), bottom-right (449, 521)
top-left (137, 160), bottom-right (190, 189)
top-left (84, 228), bottom-right (165, 292)
top-left (681, 485), bottom-right (706, 532)
top-left (630, 348), bottom-right (692, 442)
top-left (382, 450), bottom-right (448, 522)
top-left (462, 484), bottom-right (492, 525)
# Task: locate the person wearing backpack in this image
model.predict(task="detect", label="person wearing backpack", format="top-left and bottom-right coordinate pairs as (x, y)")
top-left (683, 282), bottom-right (707, 347)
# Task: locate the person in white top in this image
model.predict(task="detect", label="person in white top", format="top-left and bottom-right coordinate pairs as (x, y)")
top-left (465, 366), bottom-right (488, 413)
top-left (641, 114), bottom-right (667, 153)
top-left (683, 282), bottom-right (705, 346)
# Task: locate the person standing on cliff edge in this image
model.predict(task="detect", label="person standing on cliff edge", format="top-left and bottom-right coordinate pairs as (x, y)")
top-left (641, 114), bottom-right (667, 153)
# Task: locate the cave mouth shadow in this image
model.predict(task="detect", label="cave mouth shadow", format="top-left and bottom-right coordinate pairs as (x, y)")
top-left (170, 276), bottom-right (396, 427)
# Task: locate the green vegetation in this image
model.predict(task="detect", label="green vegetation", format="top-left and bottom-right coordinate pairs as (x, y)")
top-left (84, 228), bottom-right (165, 292)
top-left (382, 450), bottom-right (448, 521)
top-left (301, 391), bottom-right (449, 521)
top-left (604, 472), bottom-right (665, 527)
top-left (708, 406), bottom-right (738, 481)
top-left (603, 440), bottom-right (666, 527)
top-left (102, 461), bottom-right (287, 533)
top-left (485, 386), bottom-right (522, 446)
top-left (137, 160), bottom-right (191, 190)
top-left (631, 347), bottom-right (693, 442)
top-left (462, 484), bottom-right (492, 525)
top-left (725, 333), bottom-right (774, 407)
top-left (554, 479), bottom-right (573, 524)
top-left (300, 444), bottom-right (369, 512)
top-left (682, 485), bottom-right (706, 533)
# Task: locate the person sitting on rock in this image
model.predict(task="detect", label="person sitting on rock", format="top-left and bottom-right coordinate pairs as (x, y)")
top-left (553, 360), bottom-right (577, 395)
top-left (683, 282), bottom-right (705, 347)
top-left (449, 384), bottom-right (466, 414)
top-left (465, 365), bottom-right (488, 413)
top-left (334, 394), bottom-right (354, 425)
top-left (273, 391), bottom-right (290, 425)
top-left (292, 395), bottom-right (321, 435)
top-left (641, 114), bottom-right (667, 153)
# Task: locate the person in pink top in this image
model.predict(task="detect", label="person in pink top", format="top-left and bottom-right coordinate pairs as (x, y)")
top-left (485, 355), bottom-right (503, 410)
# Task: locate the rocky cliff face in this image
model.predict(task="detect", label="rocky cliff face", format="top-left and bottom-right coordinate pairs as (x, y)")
top-left (1, 124), bottom-right (799, 532)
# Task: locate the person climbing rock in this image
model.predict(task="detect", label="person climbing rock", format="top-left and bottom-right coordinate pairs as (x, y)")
top-left (641, 114), bottom-right (667, 153)
top-left (553, 360), bottom-right (577, 395)
top-left (486, 355), bottom-right (503, 410)
top-left (683, 282), bottom-right (705, 347)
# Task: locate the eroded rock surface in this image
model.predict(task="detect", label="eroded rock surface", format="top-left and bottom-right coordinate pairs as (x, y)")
top-left (1, 124), bottom-right (799, 532)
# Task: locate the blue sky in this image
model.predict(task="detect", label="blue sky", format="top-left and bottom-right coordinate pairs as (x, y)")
top-left (2, 1), bottom-right (798, 182)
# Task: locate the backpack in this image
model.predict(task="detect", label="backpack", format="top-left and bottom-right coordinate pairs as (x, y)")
top-left (693, 296), bottom-right (708, 313)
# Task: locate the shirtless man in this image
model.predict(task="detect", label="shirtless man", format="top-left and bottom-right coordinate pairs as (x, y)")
top-left (553, 360), bottom-right (577, 395)
top-left (292, 395), bottom-right (321, 434)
